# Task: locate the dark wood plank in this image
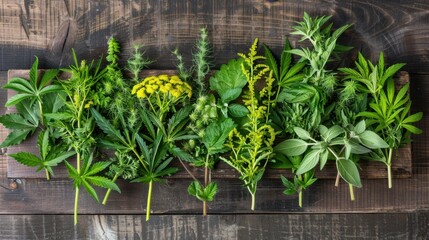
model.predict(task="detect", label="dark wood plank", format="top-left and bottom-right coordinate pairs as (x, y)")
top-left (0, 1), bottom-right (429, 74)
top-left (0, 213), bottom-right (427, 240)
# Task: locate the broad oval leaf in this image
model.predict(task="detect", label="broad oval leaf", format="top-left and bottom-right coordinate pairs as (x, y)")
top-left (274, 139), bottom-right (308, 157)
top-left (294, 127), bottom-right (312, 140)
top-left (296, 149), bottom-right (320, 175)
top-left (324, 125), bottom-right (344, 142)
top-left (337, 159), bottom-right (362, 187)
top-left (228, 104), bottom-right (248, 118)
top-left (358, 130), bottom-right (389, 149)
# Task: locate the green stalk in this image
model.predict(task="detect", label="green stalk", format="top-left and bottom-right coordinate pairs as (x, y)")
top-left (146, 180), bottom-right (153, 221)
top-left (102, 173), bottom-right (119, 205)
top-left (45, 169), bottom-right (50, 180)
top-left (387, 148), bottom-right (393, 189)
top-left (349, 184), bottom-right (355, 201)
top-left (251, 192), bottom-right (256, 211)
top-left (74, 186), bottom-right (79, 225)
top-left (298, 188), bottom-right (303, 208)
top-left (203, 154), bottom-right (209, 216)
top-left (38, 100), bottom-right (45, 126)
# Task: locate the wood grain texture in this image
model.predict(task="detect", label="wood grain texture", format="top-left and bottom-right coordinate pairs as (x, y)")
top-left (3, 70), bottom-right (413, 179)
top-left (0, 1), bottom-right (428, 74)
top-left (0, 213), bottom-right (427, 240)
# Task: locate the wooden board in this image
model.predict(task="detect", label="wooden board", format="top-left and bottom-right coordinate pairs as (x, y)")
top-left (0, 1), bottom-right (428, 75)
top-left (4, 70), bottom-right (412, 179)
top-left (0, 213), bottom-right (427, 240)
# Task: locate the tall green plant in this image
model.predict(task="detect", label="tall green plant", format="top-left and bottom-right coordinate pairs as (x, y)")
top-left (221, 38), bottom-right (278, 210)
top-left (340, 52), bottom-right (423, 188)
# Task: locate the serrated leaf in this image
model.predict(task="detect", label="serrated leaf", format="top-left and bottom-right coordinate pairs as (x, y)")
top-left (187, 181), bottom-right (201, 197)
top-left (82, 180), bottom-right (99, 203)
top-left (203, 118), bottom-right (236, 155)
top-left (91, 108), bottom-right (126, 144)
top-left (86, 176), bottom-right (120, 192)
top-left (46, 151), bottom-right (75, 166)
top-left (274, 139), bottom-right (308, 157)
top-left (0, 114), bottom-right (37, 129)
top-left (8, 152), bottom-right (41, 167)
top-left (294, 127), bottom-right (312, 140)
top-left (263, 44), bottom-right (278, 80)
top-left (337, 159), bottom-right (362, 187)
top-left (228, 104), bottom-right (248, 118)
top-left (201, 182), bottom-right (218, 202)
top-left (85, 161), bottom-right (111, 176)
top-left (5, 93), bottom-right (34, 107)
top-left (0, 129), bottom-right (32, 148)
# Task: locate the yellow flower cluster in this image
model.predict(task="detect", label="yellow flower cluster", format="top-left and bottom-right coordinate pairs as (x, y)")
top-left (131, 75), bottom-right (192, 100)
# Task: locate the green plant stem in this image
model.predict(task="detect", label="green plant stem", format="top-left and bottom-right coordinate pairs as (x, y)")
top-left (335, 171), bottom-right (340, 187)
top-left (298, 188), bottom-right (303, 208)
top-left (45, 169), bottom-right (50, 180)
top-left (74, 186), bottom-right (79, 225)
top-left (251, 192), bottom-right (256, 211)
top-left (203, 154), bottom-right (210, 216)
top-left (146, 180), bottom-right (153, 221)
top-left (387, 148), bottom-right (393, 189)
top-left (349, 184), bottom-right (355, 201)
top-left (38, 100), bottom-right (45, 126)
top-left (102, 173), bottom-right (119, 205)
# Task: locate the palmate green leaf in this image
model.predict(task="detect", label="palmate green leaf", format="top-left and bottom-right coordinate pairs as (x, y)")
top-left (169, 147), bottom-right (194, 162)
top-left (381, 63), bottom-right (406, 85)
top-left (402, 124), bottom-right (423, 134)
top-left (82, 179), bottom-right (99, 202)
top-left (45, 151), bottom-right (75, 167)
top-left (358, 130), bottom-right (389, 149)
top-left (296, 149), bottom-right (320, 175)
top-left (3, 78), bottom-right (34, 94)
top-left (201, 182), bottom-right (218, 202)
top-left (8, 152), bottom-right (41, 167)
top-left (86, 176), bottom-right (120, 192)
top-left (0, 113), bottom-right (37, 129)
top-left (84, 161), bottom-right (111, 176)
top-left (274, 139), bottom-right (308, 157)
top-left (188, 181), bottom-right (202, 198)
top-left (91, 108), bottom-right (126, 144)
top-left (0, 129), bottom-right (33, 148)
top-left (393, 84), bottom-right (409, 108)
top-left (16, 101), bottom-right (39, 125)
top-left (322, 125), bottom-right (344, 142)
top-left (38, 85), bottom-right (63, 95)
top-left (29, 56), bottom-right (39, 87)
top-left (337, 158), bottom-right (362, 187)
top-left (263, 44), bottom-right (279, 80)
top-left (65, 161), bottom-right (79, 181)
top-left (282, 63), bottom-right (306, 85)
top-left (40, 69), bottom-right (60, 87)
top-left (5, 93), bottom-right (35, 107)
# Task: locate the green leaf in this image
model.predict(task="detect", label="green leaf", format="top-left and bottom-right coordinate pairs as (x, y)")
top-left (402, 124), bottom-right (423, 134)
top-left (296, 150), bottom-right (320, 175)
top-left (337, 159), bottom-right (362, 187)
top-left (0, 129), bottom-right (32, 148)
top-left (9, 152), bottom-right (41, 167)
top-left (85, 161), bottom-right (111, 176)
top-left (294, 127), bottom-right (312, 140)
top-left (274, 139), bottom-right (308, 157)
top-left (44, 112), bottom-right (73, 121)
top-left (91, 108), bottom-right (127, 144)
top-left (319, 150), bottom-right (328, 170)
top-left (3, 78), bottom-right (33, 94)
top-left (0, 114), bottom-right (37, 129)
top-left (228, 104), bottom-right (248, 118)
top-left (5, 93), bottom-right (34, 107)
top-left (263, 44), bottom-right (279, 80)
top-left (402, 112), bottom-right (423, 124)
top-left (86, 176), bottom-right (120, 192)
top-left (349, 141), bottom-right (372, 155)
top-left (40, 69), bottom-right (60, 87)
top-left (359, 130), bottom-right (389, 149)
top-left (82, 180), bottom-right (99, 202)
top-left (46, 151), bottom-right (75, 166)
top-left (209, 58), bottom-right (247, 103)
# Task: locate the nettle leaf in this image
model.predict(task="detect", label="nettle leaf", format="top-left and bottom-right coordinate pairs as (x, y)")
top-left (294, 127), bottom-right (312, 140)
top-left (337, 158), bottom-right (362, 187)
top-left (296, 149), bottom-right (320, 175)
top-left (209, 58), bottom-right (247, 103)
top-left (188, 181), bottom-right (202, 198)
top-left (228, 104), bottom-right (248, 118)
top-left (203, 118), bottom-right (236, 155)
top-left (274, 139), bottom-right (308, 157)
top-left (359, 130), bottom-right (389, 149)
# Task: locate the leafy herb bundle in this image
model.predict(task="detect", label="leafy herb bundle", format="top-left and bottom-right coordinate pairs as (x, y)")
top-left (221, 38), bottom-right (278, 210)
